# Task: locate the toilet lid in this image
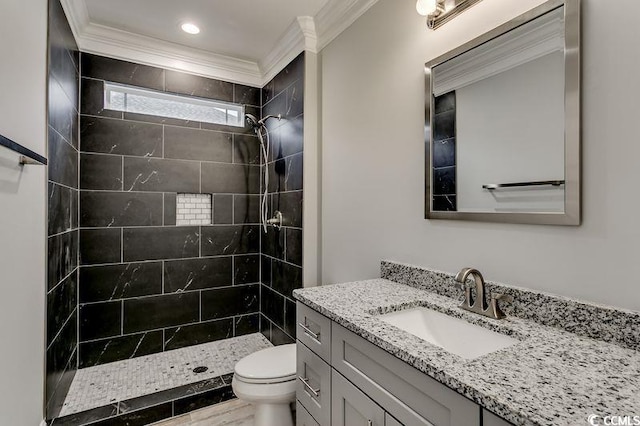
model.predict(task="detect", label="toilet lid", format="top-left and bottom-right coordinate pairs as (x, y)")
top-left (234, 344), bottom-right (296, 382)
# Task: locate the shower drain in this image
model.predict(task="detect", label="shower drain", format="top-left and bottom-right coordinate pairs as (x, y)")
top-left (193, 366), bottom-right (208, 374)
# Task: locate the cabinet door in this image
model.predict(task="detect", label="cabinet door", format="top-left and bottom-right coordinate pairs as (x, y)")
top-left (297, 403), bottom-right (320, 426)
top-left (385, 413), bottom-right (404, 426)
top-left (483, 409), bottom-right (515, 426)
top-left (332, 370), bottom-right (385, 426)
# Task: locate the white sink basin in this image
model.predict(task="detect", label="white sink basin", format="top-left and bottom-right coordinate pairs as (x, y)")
top-left (379, 307), bottom-right (519, 360)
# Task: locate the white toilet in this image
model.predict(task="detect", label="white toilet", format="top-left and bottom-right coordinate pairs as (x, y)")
top-left (232, 344), bottom-right (297, 426)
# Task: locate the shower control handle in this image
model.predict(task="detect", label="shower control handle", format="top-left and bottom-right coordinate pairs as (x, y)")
top-left (266, 211), bottom-right (283, 230)
top-left (298, 376), bottom-right (320, 397)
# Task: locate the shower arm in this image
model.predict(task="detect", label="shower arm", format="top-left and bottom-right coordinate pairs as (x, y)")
top-left (260, 114), bottom-right (282, 125)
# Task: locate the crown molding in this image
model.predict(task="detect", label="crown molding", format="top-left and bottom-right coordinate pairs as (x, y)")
top-left (259, 18), bottom-right (309, 86)
top-left (298, 16), bottom-right (319, 53)
top-left (60, 0), bottom-right (379, 87)
top-left (316, 0), bottom-right (380, 50)
top-left (60, 0), bottom-right (262, 86)
top-left (60, 0), bottom-right (90, 41)
top-left (81, 23), bottom-right (262, 86)
top-left (432, 7), bottom-right (564, 95)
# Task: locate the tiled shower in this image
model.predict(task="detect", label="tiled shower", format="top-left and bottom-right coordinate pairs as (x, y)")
top-left (260, 53), bottom-right (305, 346)
top-left (45, 1), bottom-right (305, 424)
top-left (78, 52), bottom-right (264, 368)
top-left (46, 0), bottom-right (80, 418)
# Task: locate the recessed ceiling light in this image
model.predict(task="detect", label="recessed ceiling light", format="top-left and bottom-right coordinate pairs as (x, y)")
top-left (181, 22), bottom-right (200, 35)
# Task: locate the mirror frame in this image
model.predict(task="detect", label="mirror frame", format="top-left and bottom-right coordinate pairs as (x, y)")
top-left (424, 0), bottom-right (581, 225)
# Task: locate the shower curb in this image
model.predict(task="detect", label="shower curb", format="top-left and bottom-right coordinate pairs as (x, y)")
top-left (49, 373), bottom-right (235, 426)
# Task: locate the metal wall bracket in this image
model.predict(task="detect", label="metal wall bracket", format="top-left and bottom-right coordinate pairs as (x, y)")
top-left (427, 0), bottom-right (484, 30)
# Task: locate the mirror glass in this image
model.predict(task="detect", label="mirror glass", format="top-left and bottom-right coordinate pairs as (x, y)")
top-left (425, 0), bottom-right (580, 225)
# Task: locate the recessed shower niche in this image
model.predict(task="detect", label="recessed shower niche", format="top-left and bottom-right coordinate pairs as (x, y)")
top-left (176, 193), bottom-right (213, 226)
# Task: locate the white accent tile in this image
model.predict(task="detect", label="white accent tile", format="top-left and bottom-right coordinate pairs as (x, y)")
top-left (176, 193), bottom-right (212, 226)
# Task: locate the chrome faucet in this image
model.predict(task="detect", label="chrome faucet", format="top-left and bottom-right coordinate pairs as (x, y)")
top-left (454, 268), bottom-right (513, 320)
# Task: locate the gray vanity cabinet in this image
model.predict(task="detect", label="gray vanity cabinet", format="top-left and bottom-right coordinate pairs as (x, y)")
top-left (331, 370), bottom-right (386, 426)
top-left (296, 302), bottom-right (508, 426)
top-left (298, 405), bottom-right (321, 426)
top-left (483, 409), bottom-right (515, 426)
top-left (385, 414), bottom-right (403, 426)
top-left (331, 323), bottom-right (479, 426)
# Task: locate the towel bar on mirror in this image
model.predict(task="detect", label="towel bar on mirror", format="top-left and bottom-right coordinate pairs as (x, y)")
top-left (482, 180), bottom-right (565, 190)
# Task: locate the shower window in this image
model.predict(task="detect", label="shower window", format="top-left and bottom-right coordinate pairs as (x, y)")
top-left (104, 82), bottom-right (245, 127)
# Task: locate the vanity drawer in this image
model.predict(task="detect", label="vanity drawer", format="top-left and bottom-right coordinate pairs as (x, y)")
top-left (331, 324), bottom-right (480, 426)
top-left (297, 302), bottom-right (332, 362)
top-left (297, 403), bottom-right (320, 426)
top-left (297, 341), bottom-right (331, 426)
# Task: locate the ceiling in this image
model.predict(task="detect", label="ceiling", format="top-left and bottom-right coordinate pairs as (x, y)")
top-left (61, 0), bottom-right (379, 86)
top-left (83, 0), bottom-right (329, 62)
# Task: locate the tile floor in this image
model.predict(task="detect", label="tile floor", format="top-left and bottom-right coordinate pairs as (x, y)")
top-left (60, 333), bottom-right (271, 417)
top-left (152, 399), bottom-right (255, 426)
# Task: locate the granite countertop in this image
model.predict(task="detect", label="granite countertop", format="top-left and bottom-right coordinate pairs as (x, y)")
top-left (293, 279), bottom-right (640, 426)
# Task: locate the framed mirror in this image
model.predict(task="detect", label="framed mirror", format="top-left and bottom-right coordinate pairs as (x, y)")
top-left (425, 0), bottom-right (580, 225)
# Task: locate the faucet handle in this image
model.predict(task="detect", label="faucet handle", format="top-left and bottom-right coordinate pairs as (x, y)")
top-left (489, 293), bottom-right (513, 319)
top-left (491, 293), bottom-right (514, 303)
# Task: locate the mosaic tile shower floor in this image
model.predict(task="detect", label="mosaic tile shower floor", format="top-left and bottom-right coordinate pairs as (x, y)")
top-left (60, 333), bottom-right (271, 417)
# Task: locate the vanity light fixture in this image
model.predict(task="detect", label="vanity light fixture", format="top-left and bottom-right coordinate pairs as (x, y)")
top-left (181, 22), bottom-right (200, 35)
top-left (416, 0), bottom-right (438, 16)
top-left (417, 0), bottom-right (483, 30)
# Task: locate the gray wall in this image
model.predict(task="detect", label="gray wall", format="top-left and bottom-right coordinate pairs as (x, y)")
top-left (320, 0), bottom-right (640, 311)
top-left (0, 1), bottom-right (47, 424)
top-left (46, 0), bottom-right (80, 419)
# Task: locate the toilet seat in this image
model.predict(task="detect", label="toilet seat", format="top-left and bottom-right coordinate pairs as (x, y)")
top-left (234, 372), bottom-right (296, 384)
top-left (234, 344), bottom-right (296, 384)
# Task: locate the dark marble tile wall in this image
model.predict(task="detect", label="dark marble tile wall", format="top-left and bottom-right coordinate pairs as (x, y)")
top-left (78, 53), bottom-right (262, 368)
top-left (432, 91), bottom-right (457, 212)
top-left (46, 0), bottom-right (80, 420)
top-left (260, 53), bottom-right (305, 345)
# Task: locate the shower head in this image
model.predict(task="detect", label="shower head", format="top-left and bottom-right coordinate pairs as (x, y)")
top-left (245, 113), bottom-right (260, 128)
top-left (245, 113), bottom-right (282, 129)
